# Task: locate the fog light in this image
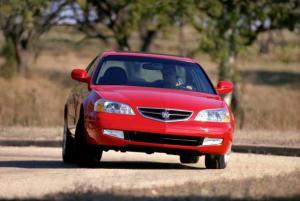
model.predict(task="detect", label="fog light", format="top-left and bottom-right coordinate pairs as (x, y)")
top-left (103, 129), bottom-right (124, 139)
top-left (203, 138), bottom-right (223, 146)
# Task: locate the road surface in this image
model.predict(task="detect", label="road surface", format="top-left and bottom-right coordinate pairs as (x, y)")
top-left (0, 146), bottom-right (299, 199)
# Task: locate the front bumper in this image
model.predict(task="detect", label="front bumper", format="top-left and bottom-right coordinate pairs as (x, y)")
top-left (85, 113), bottom-right (233, 155)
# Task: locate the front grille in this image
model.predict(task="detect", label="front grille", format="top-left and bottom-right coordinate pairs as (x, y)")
top-left (124, 131), bottom-right (204, 146)
top-left (138, 107), bottom-right (192, 122)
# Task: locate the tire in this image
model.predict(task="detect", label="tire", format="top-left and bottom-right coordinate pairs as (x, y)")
top-left (62, 121), bottom-right (76, 163)
top-left (180, 155), bottom-right (200, 164)
top-left (75, 109), bottom-right (102, 167)
top-left (205, 154), bottom-right (228, 169)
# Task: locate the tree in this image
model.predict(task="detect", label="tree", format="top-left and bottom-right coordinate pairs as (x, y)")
top-left (73, 0), bottom-right (139, 51)
top-left (137, 0), bottom-right (194, 52)
top-left (0, 0), bottom-right (68, 77)
top-left (74, 0), bottom-right (193, 52)
top-left (191, 0), bottom-right (299, 116)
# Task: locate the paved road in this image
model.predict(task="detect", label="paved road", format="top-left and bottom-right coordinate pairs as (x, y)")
top-left (0, 146), bottom-right (299, 199)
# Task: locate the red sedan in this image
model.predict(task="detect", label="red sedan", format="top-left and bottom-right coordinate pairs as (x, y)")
top-left (63, 51), bottom-right (234, 169)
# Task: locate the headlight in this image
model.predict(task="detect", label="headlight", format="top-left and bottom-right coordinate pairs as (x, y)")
top-left (94, 99), bottom-right (135, 115)
top-left (194, 108), bottom-right (230, 122)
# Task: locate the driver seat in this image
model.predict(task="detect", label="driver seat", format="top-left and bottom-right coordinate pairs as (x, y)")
top-left (100, 67), bottom-right (128, 85)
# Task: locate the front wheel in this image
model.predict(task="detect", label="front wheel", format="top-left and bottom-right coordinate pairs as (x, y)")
top-left (62, 122), bottom-right (75, 163)
top-left (205, 154), bottom-right (229, 169)
top-left (75, 110), bottom-right (102, 167)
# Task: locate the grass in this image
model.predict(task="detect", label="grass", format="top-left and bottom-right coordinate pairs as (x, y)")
top-left (0, 75), bottom-right (70, 126)
top-left (235, 130), bottom-right (300, 146)
top-left (0, 127), bottom-right (62, 140)
top-left (1, 170), bottom-right (299, 201)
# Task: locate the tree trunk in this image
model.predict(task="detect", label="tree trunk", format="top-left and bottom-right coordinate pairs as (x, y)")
top-left (17, 39), bottom-right (30, 76)
top-left (259, 31), bottom-right (273, 54)
top-left (140, 30), bottom-right (157, 52)
top-left (178, 21), bottom-right (187, 56)
top-left (218, 56), bottom-right (233, 106)
top-left (116, 35), bottom-right (131, 51)
top-left (218, 53), bottom-right (244, 129)
top-left (218, 58), bottom-right (231, 81)
top-left (1, 34), bottom-right (18, 77)
top-left (1, 32), bottom-right (31, 77)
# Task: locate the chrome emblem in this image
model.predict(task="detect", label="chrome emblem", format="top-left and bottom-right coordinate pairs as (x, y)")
top-left (161, 111), bottom-right (170, 119)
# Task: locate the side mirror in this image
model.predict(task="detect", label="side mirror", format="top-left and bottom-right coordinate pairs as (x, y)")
top-left (71, 69), bottom-right (90, 83)
top-left (216, 81), bottom-right (233, 95)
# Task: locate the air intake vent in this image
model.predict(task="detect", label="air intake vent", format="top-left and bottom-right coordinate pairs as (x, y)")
top-left (138, 107), bottom-right (192, 122)
top-left (124, 131), bottom-right (203, 146)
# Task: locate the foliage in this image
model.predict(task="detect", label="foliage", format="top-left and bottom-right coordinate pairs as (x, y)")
top-left (0, 0), bottom-right (67, 76)
top-left (188, 0), bottom-right (299, 118)
top-left (0, 0), bottom-right (298, 81)
top-left (192, 0), bottom-right (299, 80)
top-left (74, 0), bottom-right (193, 51)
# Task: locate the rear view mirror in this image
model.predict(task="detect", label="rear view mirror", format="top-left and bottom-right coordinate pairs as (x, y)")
top-left (71, 69), bottom-right (90, 83)
top-left (142, 62), bottom-right (163, 70)
top-left (216, 81), bottom-right (233, 95)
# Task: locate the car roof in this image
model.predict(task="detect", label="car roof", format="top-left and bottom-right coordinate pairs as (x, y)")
top-left (100, 51), bottom-right (197, 63)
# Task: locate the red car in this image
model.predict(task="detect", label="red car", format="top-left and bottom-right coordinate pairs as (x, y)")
top-left (63, 51), bottom-right (234, 169)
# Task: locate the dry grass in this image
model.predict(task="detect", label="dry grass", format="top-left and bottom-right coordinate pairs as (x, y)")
top-left (0, 127), bottom-right (61, 140)
top-left (0, 75), bottom-right (70, 126)
top-left (235, 130), bottom-right (300, 146)
top-left (240, 83), bottom-right (300, 130)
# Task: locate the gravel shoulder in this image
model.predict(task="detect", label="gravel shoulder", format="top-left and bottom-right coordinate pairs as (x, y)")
top-left (2, 171), bottom-right (299, 201)
top-left (46, 171), bottom-right (300, 201)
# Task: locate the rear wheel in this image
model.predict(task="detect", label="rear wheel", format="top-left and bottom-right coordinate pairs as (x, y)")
top-left (180, 155), bottom-right (200, 164)
top-left (75, 109), bottom-right (102, 167)
top-left (205, 154), bottom-right (229, 169)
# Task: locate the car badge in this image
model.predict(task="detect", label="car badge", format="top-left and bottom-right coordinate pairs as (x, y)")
top-left (161, 110), bottom-right (170, 120)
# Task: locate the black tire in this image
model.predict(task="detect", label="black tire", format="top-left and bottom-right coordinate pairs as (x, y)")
top-left (205, 154), bottom-right (227, 169)
top-left (75, 109), bottom-right (102, 167)
top-left (62, 121), bottom-right (76, 163)
top-left (180, 155), bottom-right (200, 164)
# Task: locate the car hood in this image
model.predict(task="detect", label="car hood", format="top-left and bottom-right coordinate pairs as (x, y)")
top-left (93, 85), bottom-right (224, 111)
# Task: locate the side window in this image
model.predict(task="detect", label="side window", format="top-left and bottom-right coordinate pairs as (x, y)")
top-left (86, 56), bottom-right (99, 76)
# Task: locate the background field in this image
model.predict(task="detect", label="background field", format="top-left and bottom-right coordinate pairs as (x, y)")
top-left (0, 26), bottom-right (299, 145)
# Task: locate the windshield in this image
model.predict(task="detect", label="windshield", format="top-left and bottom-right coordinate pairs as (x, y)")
top-left (94, 55), bottom-right (215, 94)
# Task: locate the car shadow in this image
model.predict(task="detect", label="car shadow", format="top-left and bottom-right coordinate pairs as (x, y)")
top-left (98, 161), bottom-right (203, 169)
top-left (0, 160), bottom-right (74, 169)
top-left (0, 160), bottom-right (204, 170)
